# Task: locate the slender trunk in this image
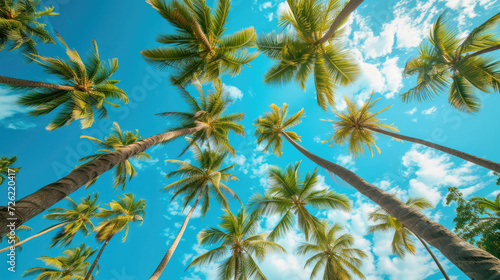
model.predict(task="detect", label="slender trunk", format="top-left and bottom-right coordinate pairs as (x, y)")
top-left (234, 253), bottom-right (240, 280)
top-left (466, 45), bottom-right (500, 59)
top-left (316, 0), bottom-right (364, 45)
top-left (148, 190), bottom-right (204, 280)
top-left (281, 132), bottom-right (500, 279)
top-left (0, 75), bottom-right (76, 91)
top-left (84, 235), bottom-right (113, 280)
top-left (414, 233), bottom-right (451, 280)
top-left (0, 222), bottom-right (66, 253)
top-left (369, 127), bottom-right (500, 173)
top-left (0, 126), bottom-right (203, 237)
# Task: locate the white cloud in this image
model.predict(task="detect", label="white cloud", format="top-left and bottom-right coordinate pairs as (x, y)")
top-left (277, 1), bottom-right (290, 17)
top-left (406, 107), bottom-right (418, 115)
top-left (259, 1), bottom-right (273, 10)
top-left (5, 120), bottom-right (36, 130)
top-left (165, 200), bottom-right (202, 219)
top-left (380, 57), bottom-right (403, 98)
top-left (441, 0), bottom-right (497, 26)
top-left (223, 84), bottom-right (243, 101)
top-left (336, 154), bottom-right (357, 172)
top-left (0, 88), bottom-right (25, 121)
top-left (421, 106), bottom-right (437, 115)
top-left (131, 157), bottom-right (159, 170)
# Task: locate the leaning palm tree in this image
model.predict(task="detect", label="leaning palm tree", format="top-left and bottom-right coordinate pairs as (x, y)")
top-left (0, 80), bottom-right (244, 238)
top-left (369, 197), bottom-right (450, 280)
top-left (471, 193), bottom-right (500, 220)
top-left (253, 103), bottom-right (500, 278)
top-left (187, 209), bottom-right (285, 280)
top-left (0, 0), bottom-right (57, 58)
top-left (402, 12), bottom-right (500, 113)
top-left (249, 161), bottom-right (350, 241)
top-left (322, 94), bottom-right (500, 173)
top-left (149, 141), bottom-right (240, 280)
top-left (0, 193), bottom-right (99, 253)
top-left (22, 243), bottom-right (96, 279)
top-left (257, 0), bottom-right (361, 111)
top-left (297, 222), bottom-right (367, 280)
top-left (0, 33), bottom-right (128, 130)
top-left (0, 155), bottom-right (21, 185)
top-left (142, 0), bottom-right (257, 85)
top-left (84, 193), bottom-right (145, 280)
top-left (79, 122), bottom-right (151, 190)
top-left (0, 225), bottom-right (31, 251)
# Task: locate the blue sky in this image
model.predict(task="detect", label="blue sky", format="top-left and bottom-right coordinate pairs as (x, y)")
top-left (1, 0), bottom-right (500, 279)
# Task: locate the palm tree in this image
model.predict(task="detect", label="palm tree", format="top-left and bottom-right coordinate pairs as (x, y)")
top-left (0, 193), bottom-right (99, 253)
top-left (141, 0), bottom-right (257, 85)
top-left (0, 155), bottom-right (21, 185)
top-left (149, 141), bottom-right (240, 280)
top-left (0, 0), bottom-right (57, 58)
top-left (253, 103), bottom-right (500, 278)
top-left (322, 94), bottom-right (500, 173)
top-left (402, 12), bottom-right (500, 113)
top-left (0, 80), bottom-right (244, 237)
top-left (79, 122), bottom-right (151, 190)
top-left (22, 243), bottom-right (96, 279)
top-left (84, 193), bottom-right (145, 280)
top-left (0, 33), bottom-right (128, 130)
top-left (471, 193), bottom-right (500, 220)
top-left (249, 161), bottom-right (350, 241)
top-left (369, 197), bottom-right (450, 280)
top-left (257, 0), bottom-right (360, 111)
top-left (297, 222), bottom-right (367, 280)
top-left (187, 209), bottom-right (285, 280)
top-left (0, 225), bottom-right (31, 251)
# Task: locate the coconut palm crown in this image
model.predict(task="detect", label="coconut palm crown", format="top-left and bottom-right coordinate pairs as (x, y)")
top-left (471, 193), bottom-right (500, 218)
top-left (141, 0), bottom-right (257, 85)
top-left (0, 155), bottom-right (21, 185)
top-left (257, 0), bottom-right (360, 110)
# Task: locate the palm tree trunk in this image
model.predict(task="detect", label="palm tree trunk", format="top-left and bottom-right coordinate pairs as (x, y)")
top-left (316, 0), bottom-right (364, 45)
top-left (368, 127), bottom-right (500, 173)
top-left (281, 132), bottom-right (500, 279)
top-left (84, 235), bottom-right (113, 280)
top-left (149, 190), bottom-right (204, 280)
top-left (466, 45), bottom-right (500, 58)
top-left (234, 253), bottom-right (240, 280)
top-left (0, 75), bottom-right (76, 91)
top-left (0, 126), bottom-right (204, 238)
top-left (0, 222), bottom-right (66, 253)
top-left (414, 233), bottom-right (451, 280)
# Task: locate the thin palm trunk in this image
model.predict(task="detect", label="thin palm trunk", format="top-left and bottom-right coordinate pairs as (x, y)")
top-left (0, 75), bottom-right (76, 91)
top-left (149, 190), bottom-right (204, 280)
top-left (84, 235), bottom-right (113, 280)
top-left (281, 132), bottom-right (500, 279)
top-left (0, 126), bottom-right (204, 237)
top-left (0, 222), bottom-right (66, 253)
top-left (368, 127), bottom-right (500, 173)
top-left (234, 253), bottom-right (240, 280)
top-left (316, 0), bottom-right (364, 45)
top-left (466, 44), bottom-right (500, 59)
top-left (414, 233), bottom-right (450, 280)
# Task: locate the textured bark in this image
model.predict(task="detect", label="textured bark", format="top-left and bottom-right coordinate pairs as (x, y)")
top-left (0, 75), bottom-right (76, 91)
top-left (466, 44), bottom-right (500, 58)
top-left (316, 0), bottom-right (364, 45)
top-left (281, 132), bottom-right (500, 279)
top-left (191, 19), bottom-right (212, 52)
top-left (414, 233), bottom-right (451, 280)
top-left (0, 222), bottom-right (66, 253)
top-left (84, 236), bottom-right (112, 280)
top-left (369, 127), bottom-right (500, 173)
top-left (149, 190), bottom-right (204, 280)
top-left (0, 126), bottom-right (203, 237)
top-left (234, 253), bottom-right (240, 280)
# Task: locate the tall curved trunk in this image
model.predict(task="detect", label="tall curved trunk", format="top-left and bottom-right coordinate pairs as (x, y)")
top-left (368, 127), bottom-right (500, 173)
top-left (0, 126), bottom-right (203, 237)
top-left (234, 253), bottom-right (240, 280)
top-left (281, 132), bottom-right (500, 279)
top-left (84, 235), bottom-right (113, 280)
top-left (414, 233), bottom-right (451, 280)
top-left (0, 222), bottom-right (66, 253)
top-left (149, 190), bottom-right (204, 280)
top-left (316, 0), bottom-right (364, 45)
top-left (466, 44), bottom-right (500, 59)
top-left (0, 75), bottom-right (76, 91)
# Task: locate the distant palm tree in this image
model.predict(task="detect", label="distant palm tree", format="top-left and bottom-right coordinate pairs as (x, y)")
top-left (22, 243), bottom-right (96, 279)
top-left (187, 209), bottom-right (285, 280)
top-left (0, 225), bottom-right (31, 251)
top-left (253, 103), bottom-right (500, 278)
top-left (402, 12), bottom-right (500, 113)
top-left (84, 193), bottom-right (145, 280)
top-left (249, 161), bottom-right (350, 241)
top-left (149, 141), bottom-right (240, 280)
top-left (297, 222), bottom-right (367, 280)
top-left (79, 122), bottom-right (151, 190)
top-left (0, 193), bottom-right (99, 253)
top-left (322, 94), bottom-right (500, 173)
top-left (257, 0), bottom-right (360, 111)
top-left (0, 0), bottom-right (57, 58)
top-left (0, 155), bottom-right (21, 185)
top-left (142, 0), bottom-right (257, 85)
top-left (471, 193), bottom-right (500, 220)
top-left (0, 34), bottom-right (127, 130)
top-left (369, 197), bottom-right (450, 280)
top-left (0, 80), bottom-right (244, 237)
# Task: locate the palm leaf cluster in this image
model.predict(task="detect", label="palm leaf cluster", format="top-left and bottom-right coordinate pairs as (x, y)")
top-left (258, 0), bottom-right (360, 110)
top-left (142, 0), bottom-right (257, 85)
top-left (0, 155), bottom-right (20, 185)
top-left (471, 193), bottom-right (500, 219)
top-left (0, 225), bottom-right (31, 251)
top-left (402, 12), bottom-right (500, 113)
top-left (0, 0), bottom-right (57, 58)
